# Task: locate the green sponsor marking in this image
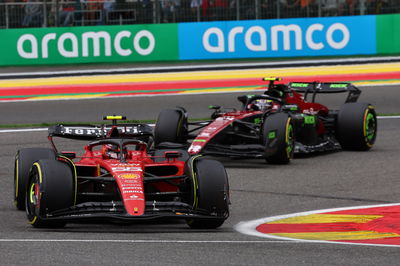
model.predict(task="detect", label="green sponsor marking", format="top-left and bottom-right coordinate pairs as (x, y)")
top-left (268, 131), bottom-right (276, 139)
top-left (304, 115), bottom-right (316, 125)
top-left (291, 83), bottom-right (309, 87)
top-left (254, 118), bottom-right (262, 125)
top-left (193, 139), bottom-right (206, 142)
top-left (330, 84), bottom-right (348, 88)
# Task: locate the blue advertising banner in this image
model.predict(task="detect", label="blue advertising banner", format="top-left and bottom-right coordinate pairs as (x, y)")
top-left (178, 16), bottom-right (376, 60)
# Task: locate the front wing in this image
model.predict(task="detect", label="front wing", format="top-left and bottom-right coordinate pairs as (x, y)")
top-left (35, 201), bottom-right (227, 223)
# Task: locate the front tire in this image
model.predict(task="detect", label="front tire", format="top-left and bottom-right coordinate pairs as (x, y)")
top-left (154, 108), bottom-right (188, 147)
top-left (185, 158), bottom-right (229, 229)
top-left (336, 103), bottom-right (377, 151)
top-left (14, 148), bottom-right (56, 210)
top-left (26, 159), bottom-right (74, 228)
top-left (262, 113), bottom-right (294, 164)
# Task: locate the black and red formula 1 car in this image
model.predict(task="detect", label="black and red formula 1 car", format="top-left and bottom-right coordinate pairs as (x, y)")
top-left (14, 116), bottom-right (229, 229)
top-left (154, 78), bottom-right (377, 164)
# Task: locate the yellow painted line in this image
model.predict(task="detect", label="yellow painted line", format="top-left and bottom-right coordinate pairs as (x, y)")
top-left (266, 214), bottom-right (382, 224)
top-left (1, 63), bottom-right (399, 88)
top-left (354, 80), bottom-right (400, 86)
top-left (271, 231), bottom-right (399, 241)
top-left (29, 94), bottom-right (108, 100)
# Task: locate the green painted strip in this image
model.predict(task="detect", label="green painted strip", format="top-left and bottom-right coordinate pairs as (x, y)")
top-left (193, 139), bottom-right (206, 142)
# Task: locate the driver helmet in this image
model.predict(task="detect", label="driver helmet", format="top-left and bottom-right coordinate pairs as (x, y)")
top-left (248, 99), bottom-right (272, 112)
top-left (102, 144), bottom-right (121, 159)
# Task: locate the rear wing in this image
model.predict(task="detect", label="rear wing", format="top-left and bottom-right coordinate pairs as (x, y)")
top-left (288, 82), bottom-right (361, 103)
top-left (48, 124), bottom-right (153, 140)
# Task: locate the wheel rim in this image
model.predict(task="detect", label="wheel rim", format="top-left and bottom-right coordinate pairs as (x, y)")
top-left (29, 182), bottom-right (40, 207)
top-left (26, 169), bottom-right (40, 220)
top-left (364, 111), bottom-right (376, 143)
top-left (285, 119), bottom-right (294, 159)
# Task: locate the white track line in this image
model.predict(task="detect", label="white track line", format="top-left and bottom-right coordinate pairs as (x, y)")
top-left (235, 202), bottom-right (400, 248)
top-left (0, 239), bottom-right (301, 244)
top-left (0, 128), bottom-right (48, 133)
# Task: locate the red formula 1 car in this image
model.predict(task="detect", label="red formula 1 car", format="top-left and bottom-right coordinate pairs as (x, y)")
top-left (14, 116), bottom-right (229, 229)
top-left (154, 78), bottom-right (377, 164)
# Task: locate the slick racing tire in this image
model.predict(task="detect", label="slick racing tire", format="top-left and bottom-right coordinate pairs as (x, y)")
top-left (336, 103), bottom-right (377, 151)
top-left (26, 159), bottom-right (75, 228)
top-left (154, 108), bottom-right (188, 147)
top-left (262, 113), bottom-right (294, 164)
top-left (185, 158), bottom-right (229, 229)
top-left (14, 148), bottom-right (56, 211)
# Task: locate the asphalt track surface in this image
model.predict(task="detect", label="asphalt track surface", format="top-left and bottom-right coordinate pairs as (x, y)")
top-left (0, 90), bottom-right (399, 265)
top-left (0, 84), bottom-right (398, 125)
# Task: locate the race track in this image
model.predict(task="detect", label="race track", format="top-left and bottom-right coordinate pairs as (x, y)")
top-left (0, 84), bottom-right (399, 125)
top-left (1, 86), bottom-right (400, 264)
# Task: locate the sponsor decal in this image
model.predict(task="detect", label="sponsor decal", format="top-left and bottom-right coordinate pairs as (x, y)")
top-left (17, 30), bottom-right (156, 59)
top-left (122, 186), bottom-right (143, 190)
top-left (119, 173), bottom-right (140, 179)
top-left (291, 83), bottom-right (308, 87)
top-left (188, 145), bottom-right (202, 153)
top-left (199, 132), bottom-right (211, 137)
top-left (61, 126), bottom-right (142, 136)
top-left (121, 179), bottom-right (141, 184)
top-left (0, 24), bottom-right (178, 66)
top-left (179, 16), bottom-right (375, 59)
top-left (330, 83), bottom-right (348, 88)
top-left (121, 183), bottom-right (142, 187)
top-left (122, 190), bottom-right (143, 194)
top-left (112, 167), bottom-right (142, 172)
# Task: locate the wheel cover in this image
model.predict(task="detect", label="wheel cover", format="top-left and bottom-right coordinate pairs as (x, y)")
top-left (364, 111), bottom-right (377, 143)
top-left (285, 119), bottom-right (294, 159)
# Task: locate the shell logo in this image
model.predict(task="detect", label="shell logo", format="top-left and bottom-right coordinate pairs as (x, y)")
top-left (120, 173), bottom-right (140, 179)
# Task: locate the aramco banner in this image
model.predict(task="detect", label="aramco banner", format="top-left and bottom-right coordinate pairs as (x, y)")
top-left (0, 24), bottom-right (179, 65)
top-left (376, 14), bottom-right (400, 54)
top-left (0, 14), bottom-right (399, 66)
top-left (178, 16), bottom-right (376, 60)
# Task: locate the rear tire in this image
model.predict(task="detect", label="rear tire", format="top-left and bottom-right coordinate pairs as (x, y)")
top-left (26, 159), bottom-right (74, 228)
top-left (154, 109), bottom-right (188, 147)
top-left (14, 148), bottom-right (56, 210)
top-left (262, 113), bottom-right (294, 164)
top-left (336, 103), bottom-right (377, 151)
top-left (185, 158), bottom-right (229, 229)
